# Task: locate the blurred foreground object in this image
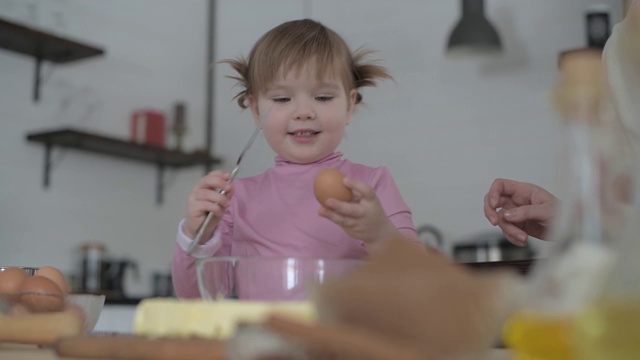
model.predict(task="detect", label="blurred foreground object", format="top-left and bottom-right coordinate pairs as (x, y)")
top-left (603, 0), bottom-right (640, 153)
top-left (307, 235), bottom-right (523, 359)
top-left (0, 311), bottom-right (83, 345)
top-left (504, 48), bottom-right (616, 360)
top-left (504, 19), bottom-right (639, 355)
top-left (574, 4), bottom-right (640, 357)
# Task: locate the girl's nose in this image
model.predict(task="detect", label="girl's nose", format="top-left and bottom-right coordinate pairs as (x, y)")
top-left (293, 101), bottom-right (315, 120)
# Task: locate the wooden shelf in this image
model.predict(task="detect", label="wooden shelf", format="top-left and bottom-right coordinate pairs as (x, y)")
top-left (27, 128), bottom-right (223, 205)
top-left (0, 17), bottom-right (105, 101)
top-left (0, 17), bottom-right (104, 63)
top-left (27, 128), bottom-right (221, 167)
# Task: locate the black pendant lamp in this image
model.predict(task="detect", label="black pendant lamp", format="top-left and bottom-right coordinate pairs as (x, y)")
top-left (446, 0), bottom-right (503, 56)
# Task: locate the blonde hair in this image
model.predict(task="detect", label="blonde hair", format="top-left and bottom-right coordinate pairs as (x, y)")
top-left (221, 19), bottom-right (392, 109)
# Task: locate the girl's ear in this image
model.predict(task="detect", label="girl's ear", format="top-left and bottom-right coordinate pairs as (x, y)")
top-left (247, 95), bottom-right (261, 125)
top-left (349, 89), bottom-right (358, 108)
top-left (346, 89), bottom-right (357, 125)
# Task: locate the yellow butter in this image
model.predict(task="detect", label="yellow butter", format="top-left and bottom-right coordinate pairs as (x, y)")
top-left (133, 298), bottom-right (316, 339)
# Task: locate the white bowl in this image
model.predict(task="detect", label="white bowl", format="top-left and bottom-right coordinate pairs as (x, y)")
top-left (0, 292), bottom-right (105, 333)
top-left (66, 294), bottom-right (105, 332)
top-left (0, 266), bottom-right (39, 276)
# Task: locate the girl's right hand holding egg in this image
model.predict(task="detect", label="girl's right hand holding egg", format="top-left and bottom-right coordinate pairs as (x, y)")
top-left (184, 170), bottom-right (234, 242)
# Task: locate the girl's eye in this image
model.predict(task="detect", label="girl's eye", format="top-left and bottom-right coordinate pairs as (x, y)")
top-left (272, 97), bottom-right (290, 103)
top-left (316, 96), bottom-right (333, 102)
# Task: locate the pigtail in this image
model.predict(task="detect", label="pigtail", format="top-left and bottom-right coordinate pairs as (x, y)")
top-left (219, 57), bottom-right (251, 109)
top-left (351, 48), bottom-right (394, 104)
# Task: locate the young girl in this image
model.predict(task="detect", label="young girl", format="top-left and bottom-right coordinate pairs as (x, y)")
top-left (172, 19), bottom-right (417, 298)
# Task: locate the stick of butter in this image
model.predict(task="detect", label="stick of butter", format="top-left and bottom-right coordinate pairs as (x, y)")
top-left (133, 298), bottom-right (316, 339)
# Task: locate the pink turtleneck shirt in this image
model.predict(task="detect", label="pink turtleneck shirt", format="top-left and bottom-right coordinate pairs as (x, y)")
top-left (172, 152), bottom-right (417, 298)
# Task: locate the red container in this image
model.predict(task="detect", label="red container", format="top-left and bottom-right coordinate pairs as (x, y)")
top-left (130, 110), bottom-right (166, 147)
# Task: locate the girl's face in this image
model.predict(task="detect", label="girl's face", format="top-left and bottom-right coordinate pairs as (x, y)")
top-left (249, 64), bottom-right (357, 164)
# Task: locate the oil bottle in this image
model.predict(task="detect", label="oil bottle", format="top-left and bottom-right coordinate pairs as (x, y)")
top-left (575, 15), bottom-right (640, 356)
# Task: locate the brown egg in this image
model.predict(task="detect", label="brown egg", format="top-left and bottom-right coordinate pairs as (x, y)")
top-left (313, 169), bottom-right (352, 206)
top-left (0, 267), bottom-right (28, 303)
top-left (35, 266), bottom-right (70, 294)
top-left (19, 276), bottom-right (65, 312)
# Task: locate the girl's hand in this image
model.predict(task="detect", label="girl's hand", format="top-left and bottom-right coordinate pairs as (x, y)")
top-left (318, 177), bottom-right (397, 246)
top-left (184, 170), bottom-right (234, 242)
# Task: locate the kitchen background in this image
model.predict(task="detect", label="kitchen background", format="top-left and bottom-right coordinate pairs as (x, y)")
top-left (0, 0), bottom-right (624, 301)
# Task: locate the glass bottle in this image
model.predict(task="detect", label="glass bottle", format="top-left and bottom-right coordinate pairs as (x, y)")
top-left (80, 242), bottom-right (106, 293)
top-left (575, 16), bottom-right (640, 355)
top-left (502, 48), bottom-right (628, 360)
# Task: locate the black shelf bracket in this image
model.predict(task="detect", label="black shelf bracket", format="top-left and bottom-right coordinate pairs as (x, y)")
top-left (156, 163), bottom-right (165, 206)
top-left (34, 56), bottom-right (42, 102)
top-left (43, 142), bottom-right (52, 188)
top-left (40, 144), bottom-right (170, 205)
top-left (39, 146), bottom-right (173, 205)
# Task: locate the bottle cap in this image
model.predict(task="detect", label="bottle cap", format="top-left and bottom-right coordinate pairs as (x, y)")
top-left (555, 49), bottom-right (606, 122)
top-left (80, 242), bottom-right (106, 252)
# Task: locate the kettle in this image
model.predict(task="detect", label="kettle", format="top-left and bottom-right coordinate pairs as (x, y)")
top-left (452, 230), bottom-right (536, 263)
top-left (416, 224), bottom-right (444, 250)
top-left (103, 259), bottom-right (139, 299)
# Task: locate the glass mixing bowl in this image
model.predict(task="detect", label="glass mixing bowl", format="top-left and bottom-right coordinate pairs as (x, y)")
top-left (196, 256), bottom-right (363, 301)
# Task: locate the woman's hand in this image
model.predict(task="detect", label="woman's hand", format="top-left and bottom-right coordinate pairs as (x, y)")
top-left (483, 178), bottom-right (558, 246)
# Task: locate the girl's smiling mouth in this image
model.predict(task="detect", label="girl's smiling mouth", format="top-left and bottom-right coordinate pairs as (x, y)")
top-left (288, 130), bottom-right (321, 137)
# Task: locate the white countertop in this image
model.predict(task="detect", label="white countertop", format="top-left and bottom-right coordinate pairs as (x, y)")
top-left (92, 304), bottom-right (137, 334)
